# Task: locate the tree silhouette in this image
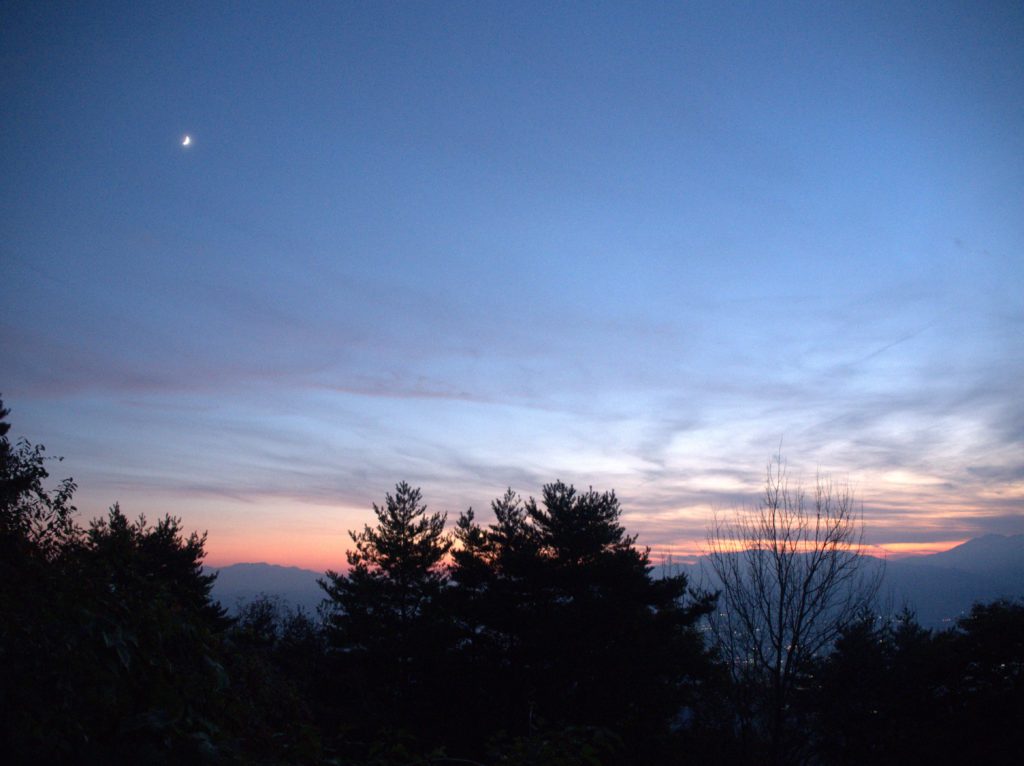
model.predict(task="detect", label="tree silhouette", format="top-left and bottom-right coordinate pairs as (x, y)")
top-left (812, 599), bottom-right (1024, 765)
top-left (320, 481), bottom-right (450, 643)
top-left (0, 397), bottom-right (87, 760)
top-left (705, 454), bottom-right (881, 764)
top-left (319, 482), bottom-right (452, 749)
top-left (0, 396), bottom-right (77, 559)
top-left (450, 481), bottom-right (716, 762)
top-left (225, 595), bottom-right (327, 762)
top-left (811, 609), bottom-right (936, 765)
top-left (83, 504), bottom-right (227, 627)
top-left (58, 505), bottom-right (233, 761)
top-left (940, 599), bottom-right (1024, 762)
top-left (1, 398), bottom-right (288, 763)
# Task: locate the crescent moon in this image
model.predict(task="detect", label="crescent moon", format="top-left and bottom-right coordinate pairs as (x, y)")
top-left (182, 135), bottom-right (192, 147)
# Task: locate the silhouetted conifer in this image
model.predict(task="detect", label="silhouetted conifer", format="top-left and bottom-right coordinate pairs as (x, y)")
top-left (318, 482), bottom-right (452, 751)
top-left (449, 481), bottom-right (717, 763)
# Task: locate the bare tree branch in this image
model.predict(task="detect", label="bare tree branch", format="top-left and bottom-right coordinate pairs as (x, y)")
top-left (704, 454), bottom-right (883, 764)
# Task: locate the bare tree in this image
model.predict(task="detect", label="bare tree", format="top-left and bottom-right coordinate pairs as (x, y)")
top-left (704, 454), bottom-right (882, 764)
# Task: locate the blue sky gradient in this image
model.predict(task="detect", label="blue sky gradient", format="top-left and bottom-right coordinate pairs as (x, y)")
top-left (3, 1), bottom-right (1022, 568)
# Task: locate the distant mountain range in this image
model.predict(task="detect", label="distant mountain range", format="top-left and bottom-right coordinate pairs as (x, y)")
top-left (211, 562), bottom-right (325, 615)
top-left (878, 533), bottom-right (1024, 627)
top-left (209, 534), bottom-right (1024, 628)
top-left (902, 533), bottom-right (1024, 576)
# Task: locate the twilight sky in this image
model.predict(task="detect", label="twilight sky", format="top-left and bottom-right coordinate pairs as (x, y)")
top-left (3, 1), bottom-right (1022, 570)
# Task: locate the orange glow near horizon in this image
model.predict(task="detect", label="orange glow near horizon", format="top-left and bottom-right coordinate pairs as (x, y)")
top-left (199, 512), bottom-right (359, 573)
top-left (870, 540), bottom-right (971, 558)
top-left (203, 532), bottom-right (977, 573)
top-left (183, 481), bottom-right (999, 572)
top-left (642, 536), bottom-right (975, 568)
top-left (205, 540), bottom-right (347, 574)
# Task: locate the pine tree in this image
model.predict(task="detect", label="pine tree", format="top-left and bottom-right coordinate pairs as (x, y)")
top-left (449, 481), bottom-right (716, 761)
top-left (319, 482), bottom-right (451, 746)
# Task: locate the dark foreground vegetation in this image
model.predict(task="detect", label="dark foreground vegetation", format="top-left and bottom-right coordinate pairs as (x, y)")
top-left (2, 398), bottom-right (1022, 765)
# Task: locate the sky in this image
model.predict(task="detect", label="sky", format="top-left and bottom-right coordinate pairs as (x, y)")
top-left (2, 1), bottom-right (1022, 571)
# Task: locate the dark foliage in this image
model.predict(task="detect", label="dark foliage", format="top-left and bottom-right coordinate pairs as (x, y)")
top-left (812, 600), bottom-right (1024, 765)
top-left (224, 596), bottom-right (326, 763)
top-left (0, 398), bottom-right (316, 764)
top-left (318, 482), bottom-right (454, 754)
top-left (447, 482), bottom-right (718, 763)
